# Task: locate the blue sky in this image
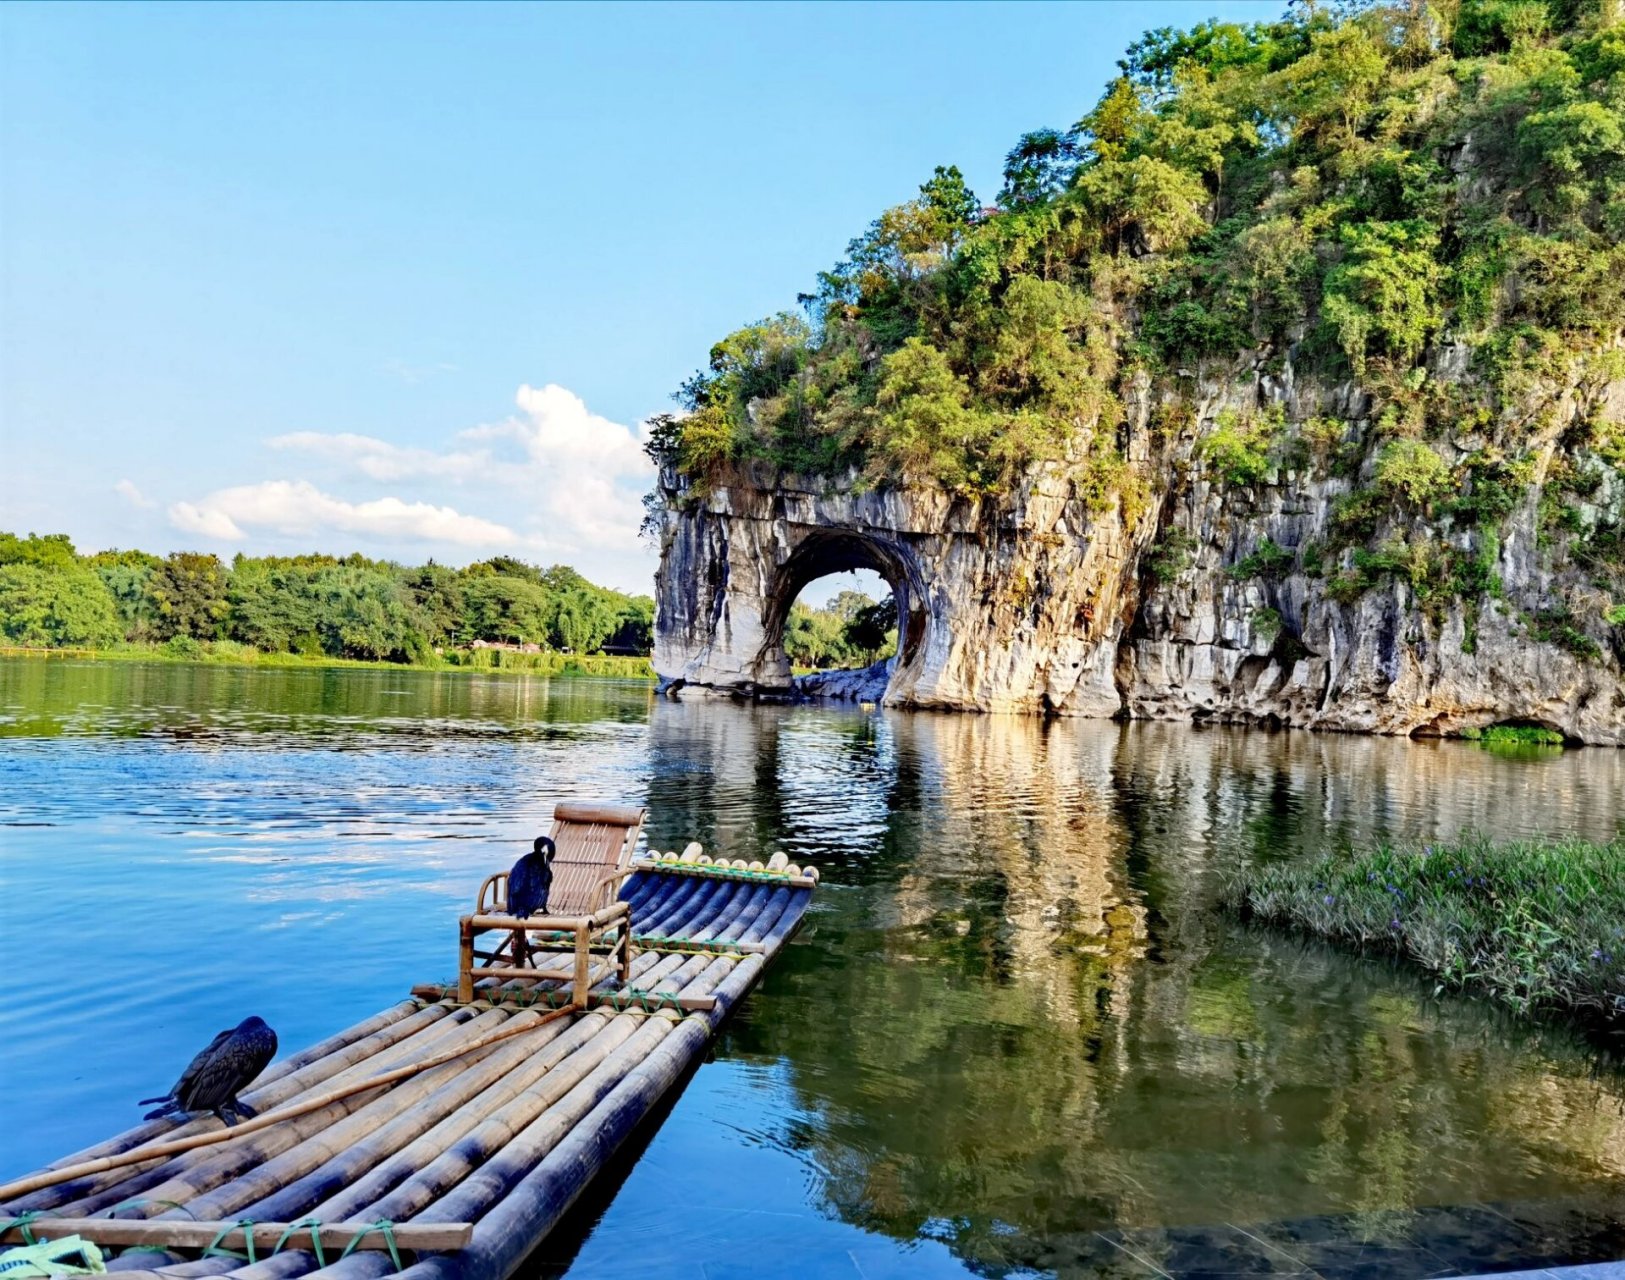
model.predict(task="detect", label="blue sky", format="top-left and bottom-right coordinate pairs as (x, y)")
top-left (1, 0), bottom-right (1279, 595)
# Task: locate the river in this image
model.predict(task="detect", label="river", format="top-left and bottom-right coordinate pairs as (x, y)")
top-left (1, 658), bottom-right (1621, 1278)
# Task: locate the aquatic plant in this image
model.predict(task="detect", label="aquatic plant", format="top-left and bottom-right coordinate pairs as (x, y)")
top-left (1460, 723), bottom-right (1566, 745)
top-left (1229, 833), bottom-right (1625, 1023)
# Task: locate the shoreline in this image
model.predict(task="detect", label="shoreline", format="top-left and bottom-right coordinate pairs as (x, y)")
top-left (0, 644), bottom-right (656, 680)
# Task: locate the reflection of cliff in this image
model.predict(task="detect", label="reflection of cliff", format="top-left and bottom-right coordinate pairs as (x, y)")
top-left (685, 706), bottom-right (1625, 1276)
top-left (881, 714), bottom-right (1149, 1025)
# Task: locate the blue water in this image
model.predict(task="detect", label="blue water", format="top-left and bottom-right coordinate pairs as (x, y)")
top-left (1, 658), bottom-right (1622, 1278)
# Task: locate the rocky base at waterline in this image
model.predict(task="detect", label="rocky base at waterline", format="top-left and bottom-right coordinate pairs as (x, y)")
top-left (792, 659), bottom-right (892, 703)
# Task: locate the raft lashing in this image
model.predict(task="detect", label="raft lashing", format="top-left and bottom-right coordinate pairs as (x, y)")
top-left (0, 845), bottom-right (819, 1280)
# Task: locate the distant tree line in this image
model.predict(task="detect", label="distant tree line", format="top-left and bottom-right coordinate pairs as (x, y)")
top-left (785, 589), bottom-right (897, 670)
top-left (0, 533), bottom-right (655, 663)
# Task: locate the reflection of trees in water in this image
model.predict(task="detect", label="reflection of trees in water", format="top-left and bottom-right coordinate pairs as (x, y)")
top-left (661, 707), bottom-right (1625, 1276)
top-left (0, 658), bottom-right (659, 739)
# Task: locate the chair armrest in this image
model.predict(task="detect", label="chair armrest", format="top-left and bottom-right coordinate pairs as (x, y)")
top-left (587, 867), bottom-right (637, 912)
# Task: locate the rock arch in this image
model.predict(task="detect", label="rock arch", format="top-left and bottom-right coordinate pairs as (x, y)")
top-left (760, 530), bottom-right (928, 692)
top-left (649, 461), bottom-right (1134, 712)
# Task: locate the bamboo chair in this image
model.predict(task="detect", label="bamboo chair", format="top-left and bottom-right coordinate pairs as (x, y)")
top-left (458, 802), bottom-right (646, 1008)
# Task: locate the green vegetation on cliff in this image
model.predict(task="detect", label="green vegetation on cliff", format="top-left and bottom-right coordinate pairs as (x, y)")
top-left (0, 532), bottom-right (654, 668)
top-left (649, 0), bottom-right (1625, 657)
top-left (1230, 833), bottom-right (1625, 1022)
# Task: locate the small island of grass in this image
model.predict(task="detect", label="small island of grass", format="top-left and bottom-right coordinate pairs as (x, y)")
top-left (1229, 834), bottom-right (1625, 1026)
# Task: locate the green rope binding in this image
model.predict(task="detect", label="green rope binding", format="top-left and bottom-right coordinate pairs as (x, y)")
top-left (273, 1217), bottom-right (327, 1266)
top-left (3, 1210), bottom-right (41, 1246)
top-left (203, 1218), bottom-right (257, 1264)
top-left (631, 934), bottom-right (752, 959)
top-left (601, 987), bottom-right (688, 1014)
top-left (338, 1219), bottom-right (403, 1272)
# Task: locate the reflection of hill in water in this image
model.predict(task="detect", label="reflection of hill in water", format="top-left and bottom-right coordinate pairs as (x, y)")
top-left (646, 703), bottom-right (1625, 1274)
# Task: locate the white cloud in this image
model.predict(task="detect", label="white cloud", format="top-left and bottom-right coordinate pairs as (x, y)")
top-left (269, 383), bottom-right (656, 554)
top-left (114, 479), bottom-right (156, 509)
top-left (468, 383), bottom-right (654, 552)
top-left (168, 480), bottom-right (516, 548)
top-left (169, 383), bottom-right (659, 587)
top-left (169, 500), bottom-right (247, 541)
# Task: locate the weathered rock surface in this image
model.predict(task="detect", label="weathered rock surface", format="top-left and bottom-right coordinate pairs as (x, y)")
top-left (650, 365), bottom-right (1625, 745)
top-left (793, 659), bottom-right (892, 703)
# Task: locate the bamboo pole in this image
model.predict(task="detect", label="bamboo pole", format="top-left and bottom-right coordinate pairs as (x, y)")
top-left (396, 1014), bottom-right (713, 1280)
top-left (654, 879), bottom-right (740, 939)
top-left (0, 1008), bottom-right (574, 1203)
top-left (300, 1010), bottom-right (633, 1224)
top-left (15, 1004), bottom-right (461, 1216)
top-left (52, 1006), bottom-right (504, 1220)
top-left (19, 1005), bottom-right (481, 1219)
top-left (628, 875), bottom-right (706, 934)
top-left (205, 1010), bottom-right (578, 1225)
top-left (261, 1016), bottom-right (672, 1280)
top-left (639, 874), bottom-right (733, 938)
top-left (409, 1014), bottom-right (677, 1229)
top-left (735, 887), bottom-right (794, 940)
top-left (164, 1005), bottom-right (554, 1223)
top-left (321, 1013), bottom-right (660, 1229)
top-left (629, 860), bottom-right (817, 888)
top-left (736, 887), bottom-right (797, 946)
top-left (618, 869), bottom-right (665, 911)
top-left (0, 1218), bottom-right (472, 1253)
top-left (690, 880), bottom-right (768, 941)
top-left (715, 887), bottom-right (782, 944)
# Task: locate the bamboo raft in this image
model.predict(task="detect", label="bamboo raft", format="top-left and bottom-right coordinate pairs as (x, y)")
top-left (0, 805), bottom-right (819, 1280)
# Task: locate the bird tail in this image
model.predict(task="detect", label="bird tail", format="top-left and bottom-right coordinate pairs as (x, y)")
top-left (143, 1099), bottom-right (182, 1120)
top-left (137, 1094), bottom-right (171, 1105)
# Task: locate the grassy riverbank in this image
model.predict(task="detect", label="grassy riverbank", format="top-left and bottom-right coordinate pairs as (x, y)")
top-left (1229, 834), bottom-right (1625, 1025)
top-left (0, 642), bottom-right (655, 679)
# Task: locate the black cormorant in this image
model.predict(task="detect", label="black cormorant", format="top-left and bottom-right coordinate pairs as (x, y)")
top-left (140, 1016), bottom-right (278, 1126)
top-left (507, 836), bottom-right (556, 917)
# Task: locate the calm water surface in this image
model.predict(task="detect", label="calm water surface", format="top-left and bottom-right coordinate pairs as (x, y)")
top-left (1, 658), bottom-right (1622, 1278)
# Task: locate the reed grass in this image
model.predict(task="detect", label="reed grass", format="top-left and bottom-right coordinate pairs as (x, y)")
top-left (1229, 833), bottom-right (1625, 1022)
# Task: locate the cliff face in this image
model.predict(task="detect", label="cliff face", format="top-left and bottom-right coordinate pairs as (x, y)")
top-left (652, 355), bottom-right (1625, 745)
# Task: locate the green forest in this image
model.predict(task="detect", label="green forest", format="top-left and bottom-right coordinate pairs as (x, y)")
top-left (653, 0), bottom-right (1624, 492)
top-left (0, 531), bottom-right (899, 675)
top-left (784, 590), bottom-right (898, 670)
top-left (0, 532), bottom-right (655, 668)
top-left (646, 0), bottom-right (1625, 647)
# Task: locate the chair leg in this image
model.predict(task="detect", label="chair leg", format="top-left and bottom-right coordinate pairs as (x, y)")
top-left (619, 926), bottom-right (633, 984)
top-left (572, 924), bottom-right (591, 1010)
top-left (458, 919), bottom-right (475, 1004)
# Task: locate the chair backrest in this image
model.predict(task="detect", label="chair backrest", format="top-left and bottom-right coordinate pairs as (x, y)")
top-left (542, 801), bottom-right (646, 914)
